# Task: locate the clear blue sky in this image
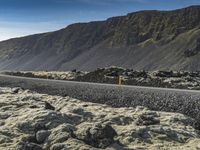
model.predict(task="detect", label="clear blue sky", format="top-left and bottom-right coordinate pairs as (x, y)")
top-left (1, 0), bottom-right (200, 41)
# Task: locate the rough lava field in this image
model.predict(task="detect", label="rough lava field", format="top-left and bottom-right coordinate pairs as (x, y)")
top-left (0, 87), bottom-right (200, 150)
top-left (5, 67), bottom-right (200, 90)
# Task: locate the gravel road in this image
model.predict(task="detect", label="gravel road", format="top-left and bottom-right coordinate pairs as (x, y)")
top-left (0, 74), bottom-right (200, 127)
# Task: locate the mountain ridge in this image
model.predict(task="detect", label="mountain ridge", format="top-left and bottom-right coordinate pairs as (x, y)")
top-left (1, 5), bottom-right (200, 71)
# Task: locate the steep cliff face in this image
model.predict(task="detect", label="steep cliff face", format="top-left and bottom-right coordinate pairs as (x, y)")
top-left (1, 6), bottom-right (200, 71)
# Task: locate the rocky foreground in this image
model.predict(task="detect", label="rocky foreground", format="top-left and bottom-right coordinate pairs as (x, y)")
top-left (0, 87), bottom-right (200, 150)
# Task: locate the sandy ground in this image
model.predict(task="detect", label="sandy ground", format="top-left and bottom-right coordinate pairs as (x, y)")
top-left (0, 87), bottom-right (200, 150)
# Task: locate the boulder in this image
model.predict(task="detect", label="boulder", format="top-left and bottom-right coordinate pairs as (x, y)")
top-left (136, 112), bottom-right (160, 126)
top-left (77, 123), bottom-right (117, 148)
top-left (36, 130), bottom-right (50, 144)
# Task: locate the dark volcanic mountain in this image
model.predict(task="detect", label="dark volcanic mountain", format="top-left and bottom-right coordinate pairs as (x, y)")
top-left (1, 6), bottom-right (200, 71)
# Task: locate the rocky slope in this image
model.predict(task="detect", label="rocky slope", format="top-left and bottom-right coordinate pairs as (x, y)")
top-left (1, 87), bottom-right (200, 150)
top-left (1, 6), bottom-right (200, 71)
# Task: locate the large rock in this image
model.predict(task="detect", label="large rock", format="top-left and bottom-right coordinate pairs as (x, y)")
top-left (76, 123), bottom-right (117, 148)
top-left (36, 130), bottom-right (50, 144)
top-left (136, 112), bottom-right (160, 126)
